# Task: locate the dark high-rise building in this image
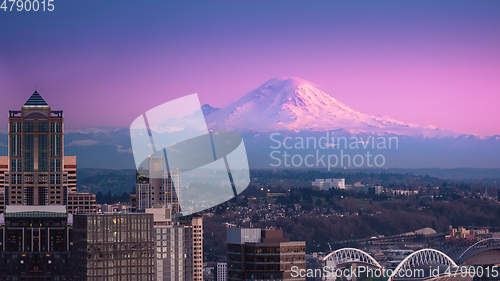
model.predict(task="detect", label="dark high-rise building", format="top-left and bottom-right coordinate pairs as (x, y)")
top-left (0, 205), bottom-right (73, 280)
top-left (72, 213), bottom-right (155, 281)
top-left (226, 228), bottom-right (306, 281)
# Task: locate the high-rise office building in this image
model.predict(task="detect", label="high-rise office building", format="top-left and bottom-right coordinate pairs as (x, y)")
top-left (146, 206), bottom-right (203, 281)
top-left (73, 213), bottom-right (155, 281)
top-left (7, 91), bottom-right (66, 206)
top-left (227, 228), bottom-right (306, 281)
top-left (0, 91), bottom-right (95, 214)
top-left (136, 156), bottom-right (180, 213)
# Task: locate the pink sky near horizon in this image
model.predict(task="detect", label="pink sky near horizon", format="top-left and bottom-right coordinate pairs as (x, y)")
top-left (2, 47), bottom-right (499, 137)
top-left (1, 1), bottom-right (499, 136)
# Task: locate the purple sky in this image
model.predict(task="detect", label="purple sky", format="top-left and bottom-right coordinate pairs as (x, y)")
top-left (1, 1), bottom-right (499, 136)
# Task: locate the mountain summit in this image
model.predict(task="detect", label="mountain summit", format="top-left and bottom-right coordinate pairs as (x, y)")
top-left (206, 77), bottom-right (457, 137)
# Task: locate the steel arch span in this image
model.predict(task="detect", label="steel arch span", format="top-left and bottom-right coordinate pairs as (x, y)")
top-left (323, 248), bottom-right (382, 269)
top-left (388, 249), bottom-right (457, 281)
top-left (457, 238), bottom-right (500, 264)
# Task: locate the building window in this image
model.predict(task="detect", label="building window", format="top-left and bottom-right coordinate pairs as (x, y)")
top-left (10, 122), bottom-right (22, 133)
top-left (25, 187), bottom-right (34, 205)
top-left (38, 135), bottom-right (48, 172)
top-left (50, 122), bottom-right (62, 133)
top-left (11, 159), bottom-right (21, 172)
top-left (24, 175), bottom-right (34, 184)
top-left (38, 187), bottom-right (48, 205)
top-left (50, 135), bottom-right (62, 157)
top-left (24, 135), bottom-right (34, 172)
top-left (24, 122), bottom-right (34, 133)
top-left (10, 135), bottom-right (21, 157)
top-left (12, 174), bottom-right (23, 185)
top-left (38, 174), bottom-right (48, 184)
top-left (50, 174), bottom-right (61, 185)
top-left (50, 159), bottom-right (61, 172)
top-left (38, 122), bottom-right (48, 133)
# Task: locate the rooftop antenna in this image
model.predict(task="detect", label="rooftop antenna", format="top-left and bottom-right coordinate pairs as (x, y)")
top-left (35, 84), bottom-right (37, 92)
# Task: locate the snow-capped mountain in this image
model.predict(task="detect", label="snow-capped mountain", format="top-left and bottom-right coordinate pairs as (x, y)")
top-left (206, 77), bottom-right (459, 137)
top-left (1, 77), bottom-right (496, 170)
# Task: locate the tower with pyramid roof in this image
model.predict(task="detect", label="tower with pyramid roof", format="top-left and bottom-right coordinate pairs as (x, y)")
top-left (6, 91), bottom-right (66, 206)
top-left (0, 91), bottom-right (95, 213)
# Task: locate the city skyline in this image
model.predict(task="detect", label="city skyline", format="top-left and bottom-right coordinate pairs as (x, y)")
top-left (0, 89), bottom-right (203, 280)
top-left (3, 2), bottom-right (500, 279)
top-left (1, 1), bottom-right (500, 136)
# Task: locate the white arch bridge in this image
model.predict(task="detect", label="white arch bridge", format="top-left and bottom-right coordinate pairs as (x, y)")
top-left (323, 248), bottom-right (458, 281)
top-left (323, 248), bottom-right (382, 270)
top-left (457, 238), bottom-right (500, 265)
top-left (388, 249), bottom-right (457, 281)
